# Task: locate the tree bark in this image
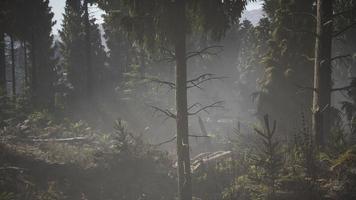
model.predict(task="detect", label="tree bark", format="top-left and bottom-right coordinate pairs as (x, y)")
top-left (83, 0), bottom-right (93, 99)
top-left (312, 0), bottom-right (333, 148)
top-left (174, 0), bottom-right (192, 200)
top-left (0, 32), bottom-right (6, 95)
top-left (10, 35), bottom-right (16, 98)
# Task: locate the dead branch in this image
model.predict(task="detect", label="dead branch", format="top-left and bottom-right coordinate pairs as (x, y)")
top-left (188, 134), bottom-right (210, 138)
top-left (144, 77), bottom-right (176, 89)
top-left (188, 73), bottom-right (214, 83)
top-left (187, 73), bottom-right (228, 89)
top-left (150, 105), bottom-right (176, 119)
top-left (333, 21), bottom-right (356, 37)
top-left (331, 85), bottom-right (356, 92)
top-left (188, 101), bottom-right (224, 116)
top-left (186, 45), bottom-right (224, 60)
top-left (188, 102), bottom-right (203, 111)
top-left (152, 136), bottom-right (177, 146)
top-left (331, 54), bottom-right (352, 62)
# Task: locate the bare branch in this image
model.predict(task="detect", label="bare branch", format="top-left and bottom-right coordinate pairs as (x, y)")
top-left (333, 21), bottom-right (356, 37)
top-left (152, 136), bottom-right (177, 146)
top-left (331, 54), bottom-right (352, 62)
top-left (188, 73), bottom-right (214, 83)
top-left (188, 101), bottom-right (224, 116)
top-left (187, 73), bottom-right (228, 89)
top-left (144, 77), bottom-right (176, 89)
top-left (188, 134), bottom-right (210, 138)
top-left (331, 85), bottom-right (355, 92)
top-left (188, 102), bottom-right (203, 111)
top-left (186, 45), bottom-right (224, 60)
top-left (150, 105), bottom-right (176, 119)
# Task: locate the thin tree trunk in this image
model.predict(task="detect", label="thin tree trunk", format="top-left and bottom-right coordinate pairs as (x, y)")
top-left (312, 0), bottom-right (333, 148)
top-left (0, 32), bottom-right (6, 95)
top-left (84, 0), bottom-right (93, 99)
top-left (175, 0), bottom-right (192, 200)
top-left (30, 33), bottom-right (37, 104)
top-left (198, 116), bottom-right (212, 152)
top-left (23, 41), bottom-right (28, 87)
top-left (10, 35), bottom-right (16, 98)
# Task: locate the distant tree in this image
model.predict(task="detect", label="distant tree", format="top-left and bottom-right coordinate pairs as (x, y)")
top-left (60, 0), bottom-right (106, 107)
top-left (256, 0), bottom-right (315, 137)
top-left (0, 1), bottom-right (6, 95)
top-left (89, 19), bottom-right (107, 92)
top-left (59, 0), bottom-right (86, 104)
top-left (83, 0), bottom-right (93, 98)
top-left (28, 0), bottom-right (56, 109)
top-left (10, 35), bottom-right (16, 97)
top-left (0, 32), bottom-right (5, 95)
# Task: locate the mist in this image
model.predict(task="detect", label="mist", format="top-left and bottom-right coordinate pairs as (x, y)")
top-left (1, 0), bottom-right (356, 200)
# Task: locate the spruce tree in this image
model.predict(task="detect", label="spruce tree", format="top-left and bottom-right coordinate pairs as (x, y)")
top-left (59, 0), bottom-right (86, 103)
top-left (28, 0), bottom-right (56, 109)
top-left (97, 1), bottom-right (247, 199)
top-left (256, 0), bottom-right (315, 136)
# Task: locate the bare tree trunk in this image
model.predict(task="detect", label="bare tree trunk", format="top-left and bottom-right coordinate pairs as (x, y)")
top-left (83, 0), bottom-right (93, 99)
top-left (0, 32), bottom-right (6, 95)
top-left (312, 0), bottom-right (333, 148)
top-left (198, 116), bottom-right (212, 152)
top-left (174, 0), bottom-right (192, 200)
top-left (23, 41), bottom-right (28, 87)
top-left (30, 33), bottom-right (38, 104)
top-left (10, 35), bottom-right (16, 98)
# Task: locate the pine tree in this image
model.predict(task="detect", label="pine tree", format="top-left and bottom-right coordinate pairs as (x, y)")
top-left (256, 0), bottom-right (315, 137)
top-left (28, 0), bottom-right (56, 109)
top-left (59, 0), bottom-right (86, 104)
top-left (98, 1), bottom-right (247, 199)
top-left (60, 0), bottom-right (107, 107)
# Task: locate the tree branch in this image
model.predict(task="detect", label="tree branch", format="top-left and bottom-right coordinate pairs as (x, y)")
top-left (187, 73), bottom-right (228, 89)
top-left (150, 105), bottom-right (176, 119)
top-left (186, 45), bottom-right (224, 60)
top-left (331, 85), bottom-right (355, 92)
top-left (188, 101), bottom-right (224, 116)
top-left (144, 77), bottom-right (176, 89)
top-left (152, 136), bottom-right (177, 146)
top-left (333, 21), bottom-right (356, 37)
top-left (188, 134), bottom-right (210, 138)
top-left (331, 54), bottom-right (352, 62)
